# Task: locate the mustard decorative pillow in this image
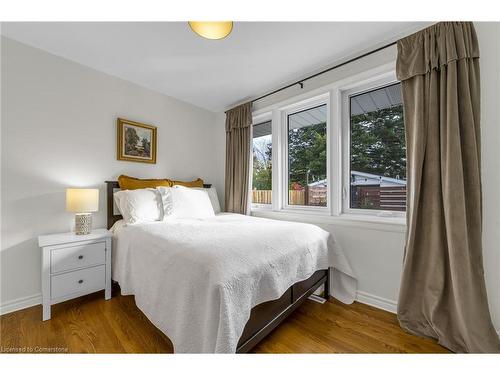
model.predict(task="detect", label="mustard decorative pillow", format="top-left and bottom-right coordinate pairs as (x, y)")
top-left (118, 175), bottom-right (173, 190)
top-left (171, 178), bottom-right (204, 188)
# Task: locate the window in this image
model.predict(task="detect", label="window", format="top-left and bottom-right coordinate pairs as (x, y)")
top-left (252, 120), bottom-right (272, 204)
top-left (348, 82), bottom-right (406, 212)
top-left (287, 104), bottom-right (327, 207)
top-left (249, 68), bottom-right (406, 222)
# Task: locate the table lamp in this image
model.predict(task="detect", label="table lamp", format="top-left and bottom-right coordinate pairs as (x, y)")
top-left (66, 188), bottom-right (99, 235)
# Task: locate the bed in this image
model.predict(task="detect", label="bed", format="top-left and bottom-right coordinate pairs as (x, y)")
top-left (106, 181), bottom-right (356, 353)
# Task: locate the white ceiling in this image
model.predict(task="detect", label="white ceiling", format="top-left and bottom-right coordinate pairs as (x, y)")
top-left (1, 22), bottom-right (429, 112)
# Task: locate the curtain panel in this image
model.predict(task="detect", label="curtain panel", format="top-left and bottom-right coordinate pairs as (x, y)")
top-left (396, 22), bottom-right (500, 353)
top-left (224, 102), bottom-right (252, 214)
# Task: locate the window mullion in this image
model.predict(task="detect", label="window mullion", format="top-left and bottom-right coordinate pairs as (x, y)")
top-left (271, 109), bottom-right (281, 211)
top-left (330, 88), bottom-right (342, 216)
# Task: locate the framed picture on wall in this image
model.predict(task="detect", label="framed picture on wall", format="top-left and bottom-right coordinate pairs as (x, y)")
top-left (117, 118), bottom-right (157, 164)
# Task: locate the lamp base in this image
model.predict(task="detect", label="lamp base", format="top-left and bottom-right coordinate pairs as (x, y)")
top-left (75, 213), bottom-right (92, 235)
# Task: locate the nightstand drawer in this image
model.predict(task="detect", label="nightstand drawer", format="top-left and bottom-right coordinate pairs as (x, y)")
top-left (51, 242), bottom-right (105, 273)
top-left (51, 265), bottom-right (105, 300)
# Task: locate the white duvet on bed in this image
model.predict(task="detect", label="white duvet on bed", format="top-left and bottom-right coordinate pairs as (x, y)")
top-left (111, 213), bottom-right (356, 353)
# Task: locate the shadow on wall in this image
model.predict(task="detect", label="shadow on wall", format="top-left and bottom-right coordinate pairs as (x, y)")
top-left (1, 183), bottom-right (95, 304)
top-left (0, 238), bottom-right (41, 302)
top-left (1, 187), bottom-right (69, 303)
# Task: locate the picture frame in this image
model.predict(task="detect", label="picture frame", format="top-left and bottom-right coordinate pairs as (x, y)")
top-left (117, 118), bottom-right (157, 164)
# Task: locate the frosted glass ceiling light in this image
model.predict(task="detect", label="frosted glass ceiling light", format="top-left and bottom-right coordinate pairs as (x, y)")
top-left (188, 22), bottom-right (233, 40)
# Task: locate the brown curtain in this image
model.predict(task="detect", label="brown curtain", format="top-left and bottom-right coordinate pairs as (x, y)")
top-left (397, 22), bottom-right (500, 353)
top-left (224, 102), bottom-right (252, 214)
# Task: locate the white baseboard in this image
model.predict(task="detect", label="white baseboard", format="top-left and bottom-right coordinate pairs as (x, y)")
top-left (0, 293), bottom-right (42, 315)
top-left (355, 293), bottom-right (500, 339)
top-left (356, 291), bottom-right (397, 314)
top-left (355, 293), bottom-right (500, 340)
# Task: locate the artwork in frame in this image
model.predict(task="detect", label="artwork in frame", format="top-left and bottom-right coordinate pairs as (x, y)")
top-left (117, 118), bottom-right (157, 164)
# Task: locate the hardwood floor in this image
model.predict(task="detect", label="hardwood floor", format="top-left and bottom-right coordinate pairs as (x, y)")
top-left (0, 290), bottom-right (449, 353)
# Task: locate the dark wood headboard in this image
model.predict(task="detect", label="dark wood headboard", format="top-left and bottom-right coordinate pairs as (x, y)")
top-left (105, 181), bottom-right (212, 229)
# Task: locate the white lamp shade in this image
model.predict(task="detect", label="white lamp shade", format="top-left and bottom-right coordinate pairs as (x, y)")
top-left (66, 188), bottom-right (99, 213)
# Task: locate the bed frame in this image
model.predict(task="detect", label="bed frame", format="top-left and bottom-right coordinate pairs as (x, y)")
top-left (105, 181), bottom-right (329, 353)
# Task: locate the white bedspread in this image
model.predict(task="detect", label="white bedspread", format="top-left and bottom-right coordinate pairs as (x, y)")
top-left (111, 213), bottom-right (356, 353)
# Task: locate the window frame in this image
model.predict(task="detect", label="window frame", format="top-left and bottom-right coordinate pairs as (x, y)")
top-left (340, 73), bottom-right (406, 218)
top-left (248, 63), bottom-right (406, 225)
top-left (280, 93), bottom-right (331, 214)
top-left (251, 112), bottom-right (273, 209)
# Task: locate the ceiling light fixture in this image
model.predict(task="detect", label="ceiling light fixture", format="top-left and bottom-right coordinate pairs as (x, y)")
top-left (188, 21), bottom-right (233, 40)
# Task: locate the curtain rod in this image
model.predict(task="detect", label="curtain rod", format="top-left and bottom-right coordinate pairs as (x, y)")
top-left (226, 39), bottom-right (398, 113)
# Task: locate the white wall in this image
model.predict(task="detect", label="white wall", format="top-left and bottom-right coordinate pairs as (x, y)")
top-left (219, 23), bottom-right (500, 331)
top-left (0, 37), bottom-right (219, 310)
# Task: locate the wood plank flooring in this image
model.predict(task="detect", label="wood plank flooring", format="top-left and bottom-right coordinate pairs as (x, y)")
top-left (0, 290), bottom-right (449, 353)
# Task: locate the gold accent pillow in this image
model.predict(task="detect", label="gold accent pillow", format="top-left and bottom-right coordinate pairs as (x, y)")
top-left (171, 178), bottom-right (204, 188)
top-left (118, 175), bottom-right (173, 190)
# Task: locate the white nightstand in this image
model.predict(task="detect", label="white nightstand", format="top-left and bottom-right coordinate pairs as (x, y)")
top-left (38, 228), bottom-right (112, 321)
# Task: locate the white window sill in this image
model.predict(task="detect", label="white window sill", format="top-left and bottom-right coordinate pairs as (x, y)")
top-left (250, 208), bottom-right (406, 233)
top-left (337, 213), bottom-right (406, 226)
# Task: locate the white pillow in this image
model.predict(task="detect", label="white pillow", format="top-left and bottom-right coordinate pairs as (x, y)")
top-left (114, 188), bottom-right (163, 224)
top-left (158, 186), bottom-right (215, 219)
top-left (194, 186), bottom-right (221, 214)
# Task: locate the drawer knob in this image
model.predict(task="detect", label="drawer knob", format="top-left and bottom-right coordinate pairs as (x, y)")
top-left (78, 255), bottom-right (84, 260)
top-left (78, 279), bottom-right (84, 284)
